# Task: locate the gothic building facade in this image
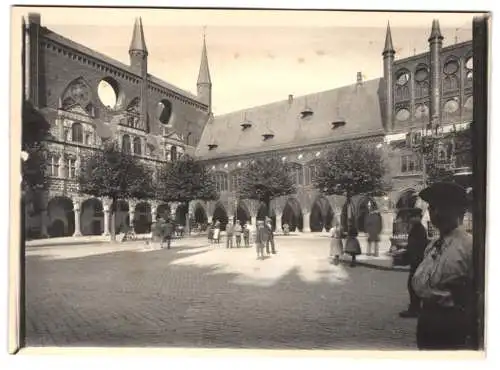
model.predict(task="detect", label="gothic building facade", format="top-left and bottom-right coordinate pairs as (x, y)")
top-left (23, 14), bottom-right (212, 238)
top-left (23, 14), bottom-right (473, 238)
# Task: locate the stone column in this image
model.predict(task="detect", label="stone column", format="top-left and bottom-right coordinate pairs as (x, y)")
top-left (251, 216), bottom-right (257, 225)
top-left (275, 213), bottom-right (282, 233)
top-left (151, 204), bottom-right (157, 223)
top-left (207, 216), bottom-right (213, 225)
top-left (73, 201), bottom-right (82, 236)
top-left (302, 212), bottom-right (311, 233)
top-left (102, 204), bottom-right (110, 236)
top-left (129, 209), bottom-right (135, 231)
top-left (170, 202), bottom-right (178, 221)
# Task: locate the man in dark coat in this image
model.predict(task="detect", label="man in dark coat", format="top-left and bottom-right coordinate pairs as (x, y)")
top-left (399, 207), bottom-right (428, 318)
top-left (411, 182), bottom-right (475, 349)
top-left (162, 217), bottom-right (175, 249)
top-left (265, 217), bottom-right (276, 255)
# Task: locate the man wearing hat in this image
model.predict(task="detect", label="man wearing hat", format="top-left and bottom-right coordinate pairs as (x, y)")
top-left (265, 216), bottom-right (276, 255)
top-left (399, 207), bottom-right (428, 318)
top-left (411, 182), bottom-right (475, 350)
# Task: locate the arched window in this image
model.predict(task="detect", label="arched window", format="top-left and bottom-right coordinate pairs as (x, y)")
top-left (212, 172), bottom-right (229, 193)
top-left (66, 156), bottom-right (76, 179)
top-left (288, 163), bottom-right (304, 186)
top-left (170, 145), bottom-right (177, 161)
top-left (443, 75), bottom-right (459, 91)
top-left (395, 70), bottom-right (411, 101)
top-left (415, 80), bottom-right (429, 98)
top-left (126, 98), bottom-right (141, 129)
top-left (306, 163), bottom-right (318, 185)
top-left (122, 134), bottom-right (131, 154)
top-left (133, 137), bottom-right (142, 155)
top-left (71, 122), bottom-right (83, 143)
top-left (230, 170), bottom-right (243, 192)
top-left (49, 154), bottom-right (60, 177)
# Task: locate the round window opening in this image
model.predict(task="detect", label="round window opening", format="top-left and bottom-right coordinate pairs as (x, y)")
top-left (466, 57), bottom-right (473, 70)
top-left (464, 96), bottom-right (473, 111)
top-left (158, 100), bottom-right (173, 125)
top-left (444, 60), bottom-right (459, 75)
top-left (444, 99), bottom-right (459, 113)
top-left (396, 108), bottom-right (410, 121)
top-left (415, 67), bottom-right (429, 82)
top-left (97, 79), bottom-right (119, 109)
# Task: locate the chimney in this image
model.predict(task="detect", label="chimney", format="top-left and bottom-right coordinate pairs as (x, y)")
top-left (28, 13), bottom-right (41, 25)
top-left (356, 72), bottom-right (363, 85)
top-left (288, 94), bottom-right (294, 105)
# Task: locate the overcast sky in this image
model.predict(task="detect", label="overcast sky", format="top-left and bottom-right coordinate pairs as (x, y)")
top-left (18, 7), bottom-right (476, 114)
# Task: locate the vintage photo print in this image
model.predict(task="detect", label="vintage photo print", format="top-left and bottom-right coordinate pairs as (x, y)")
top-left (9, 5), bottom-right (489, 355)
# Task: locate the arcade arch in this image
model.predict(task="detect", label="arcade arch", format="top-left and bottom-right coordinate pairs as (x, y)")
top-left (212, 202), bottom-right (229, 231)
top-left (81, 198), bottom-right (104, 235)
top-left (281, 198), bottom-right (303, 232)
top-left (47, 196), bottom-right (74, 237)
top-left (309, 196), bottom-right (334, 232)
top-left (235, 201), bottom-right (251, 226)
top-left (134, 202), bottom-right (152, 234)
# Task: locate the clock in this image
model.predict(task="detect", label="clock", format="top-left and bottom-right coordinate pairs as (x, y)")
top-left (396, 71), bottom-right (410, 86)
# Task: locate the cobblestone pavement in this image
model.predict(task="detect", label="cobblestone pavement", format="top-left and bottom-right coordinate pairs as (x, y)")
top-left (25, 236), bottom-right (417, 350)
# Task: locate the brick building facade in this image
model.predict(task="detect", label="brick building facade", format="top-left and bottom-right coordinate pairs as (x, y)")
top-left (23, 14), bottom-right (473, 238)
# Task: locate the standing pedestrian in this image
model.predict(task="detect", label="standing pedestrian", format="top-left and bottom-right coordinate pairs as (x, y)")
top-left (255, 220), bottom-right (266, 259)
top-left (344, 223), bottom-right (361, 267)
top-left (412, 182), bottom-right (475, 350)
top-left (399, 207), bottom-right (428, 318)
top-left (365, 209), bottom-right (382, 257)
top-left (234, 220), bottom-right (242, 247)
top-left (243, 222), bottom-right (250, 247)
top-left (226, 220), bottom-right (234, 249)
top-left (213, 221), bottom-right (221, 245)
top-left (265, 217), bottom-right (276, 255)
top-left (329, 216), bottom-right (344, 265)
top-left (162, 217), bottom-right (175, 249)
top-left (208, 222), bottom-right (214, 245)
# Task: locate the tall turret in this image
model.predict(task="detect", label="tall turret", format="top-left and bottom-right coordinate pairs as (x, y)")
top-left (129, 17), bottom-right (149, 131)
top-left (197, 33), bottom-right (212, 112)
top-left (129, 17), bottom-right (148, 75)
top-left (428, 19), bottom-right (444, 127)
top-left (382, 22), bottom-right (395, 131)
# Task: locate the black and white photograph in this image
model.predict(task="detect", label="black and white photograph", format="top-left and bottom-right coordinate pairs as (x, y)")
top-left (8, 4), bottom-right (490, 356)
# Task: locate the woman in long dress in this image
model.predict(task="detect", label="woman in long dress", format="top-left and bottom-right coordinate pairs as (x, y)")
top-left (329, 218), bottom-right (344, 265)
top-left (344, 224), bottom-right (362, 267)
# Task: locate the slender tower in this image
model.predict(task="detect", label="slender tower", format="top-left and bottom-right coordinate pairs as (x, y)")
top-left (129, 17), bottom-right (149, 131)
top-left (428, 19), bottom-right (444, 128)
top-left (382, 22), bottom-right (395, 131)
top-left (197, 31), bottom-right (212, 113)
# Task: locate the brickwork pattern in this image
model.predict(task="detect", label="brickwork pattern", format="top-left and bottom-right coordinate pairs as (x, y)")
top-left (26, 237), bottom-right (416, 349)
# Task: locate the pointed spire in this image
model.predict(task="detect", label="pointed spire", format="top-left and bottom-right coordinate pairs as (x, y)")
top-left (429, 19), bottom-right (444, 41)
top-left (129, 17), bottom-right (148, 54)
top-left (197, 30), bottom-right (211, 85)
top-left (383, 21), bottom-right (395, 55)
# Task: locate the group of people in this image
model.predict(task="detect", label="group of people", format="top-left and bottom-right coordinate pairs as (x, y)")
top-left (399, 182), bottom-right (475, 350)
top-left (207, 217), bottom-right (277, 259)
top-left (208, 220), bottom-right (251, 248)
top-left (328, 210), bottom-right (382, 267)
top-left (150, 216), bottom-right (176, 249)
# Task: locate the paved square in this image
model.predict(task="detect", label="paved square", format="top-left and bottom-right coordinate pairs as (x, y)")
top-left (26, 236), bottom-right (417, 349)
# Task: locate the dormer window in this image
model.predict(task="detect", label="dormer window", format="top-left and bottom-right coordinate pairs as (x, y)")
top-left (241, 112), bottom-right (252, 130)
top-left (300, 106), bottom-right (314, 119)
top-left (241, 122), bottom-right (252, 130)
top-left (331, 120), bottom-right (346, 129)
top-left (208, 143), bottom-right (218, 150)
top-left (262, 133), bottom-right (274, 141)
